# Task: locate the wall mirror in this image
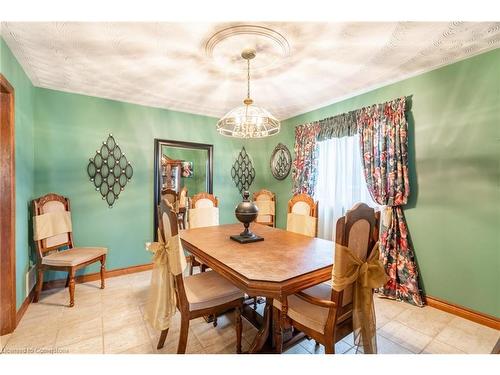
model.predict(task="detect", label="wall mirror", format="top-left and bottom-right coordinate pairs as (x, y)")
top-left (153, 139), bottom-right (213, 236)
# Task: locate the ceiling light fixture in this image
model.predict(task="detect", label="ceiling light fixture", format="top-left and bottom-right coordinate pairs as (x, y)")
top-left (216, 48), bottom-right (280, 138)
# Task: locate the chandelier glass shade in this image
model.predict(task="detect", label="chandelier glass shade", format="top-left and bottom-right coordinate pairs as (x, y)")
top-left (217, 49), bottom-right (280, 138)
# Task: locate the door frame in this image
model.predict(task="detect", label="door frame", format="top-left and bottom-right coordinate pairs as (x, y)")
top-left (0, 73), bottom-right (16, 335)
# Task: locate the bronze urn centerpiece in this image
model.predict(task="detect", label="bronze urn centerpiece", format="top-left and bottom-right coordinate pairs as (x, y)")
top-left (230, 191), bottom-right (264, 244)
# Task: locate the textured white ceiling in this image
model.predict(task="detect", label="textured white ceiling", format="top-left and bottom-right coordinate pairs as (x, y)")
top-left (1, 22), bottom-right (499, 120)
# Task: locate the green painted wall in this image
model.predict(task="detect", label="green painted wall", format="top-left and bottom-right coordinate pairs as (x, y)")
top-left (0, 37), bottom-right (36, 309)
top-left (279, 49), bottom-right (500, 317)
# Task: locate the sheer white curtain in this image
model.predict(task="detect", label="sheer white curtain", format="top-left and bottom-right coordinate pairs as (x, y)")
top-left (314, 134), bottom-right (379, 241)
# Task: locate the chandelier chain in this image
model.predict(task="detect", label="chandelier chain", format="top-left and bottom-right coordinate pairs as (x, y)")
top-left (247, 58), bottom-right (251, 100)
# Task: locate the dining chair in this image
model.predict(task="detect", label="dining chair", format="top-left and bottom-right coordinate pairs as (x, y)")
top-left (32, 193), bottom-right (107, 307)
top-left (187, 192), bottom-right (219, 275)
top-left (155, 200), bottom-right (244, 353)
top-left (286, 193), bottom-right (319, 237)
top-left (190, 192), bottom-right (219, 209)
top-left (273, 203), bottom-right (380, 354)
top-left (253, 189), bottom-right (276, 227)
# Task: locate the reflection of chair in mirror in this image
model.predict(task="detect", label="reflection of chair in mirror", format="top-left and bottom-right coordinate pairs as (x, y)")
top-left (177, 186), bottom-right (188, 229)
top-left (286, 193), bottom-right (318, 237)
top-left (273, 203), bottom-right (380, 354)
top-left (187, 192), bottom-right (219, 275)
top-left (253, 189), bottom-right (276, 227)
top-left (32, 193), bottom-right (107, 307)
top-left (162, 188), bottom-right (178, 207)
top-left (155, 200), bottom-right (244, 353)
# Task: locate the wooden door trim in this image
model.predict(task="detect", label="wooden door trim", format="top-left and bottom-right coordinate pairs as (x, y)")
top-left (0, 73), bottom-right (16, 336)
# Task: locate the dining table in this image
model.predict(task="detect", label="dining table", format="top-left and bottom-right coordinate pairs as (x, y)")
top-left (180, 222), bottom-right (334, 353)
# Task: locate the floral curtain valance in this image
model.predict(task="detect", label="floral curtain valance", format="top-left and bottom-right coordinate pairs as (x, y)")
top-left (317, 110), bottom-right (358, 141)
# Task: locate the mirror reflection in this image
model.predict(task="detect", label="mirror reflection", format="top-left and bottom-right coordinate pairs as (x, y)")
top-left (154, 140), bottom-right (213, 234)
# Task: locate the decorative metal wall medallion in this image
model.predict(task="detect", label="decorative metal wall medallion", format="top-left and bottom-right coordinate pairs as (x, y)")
top-left (270, 143), bottom-right (292, 180)
top-left (231, 147), bottom-right (255, 195)
top-left (87, 134), bottom-right (133, 208)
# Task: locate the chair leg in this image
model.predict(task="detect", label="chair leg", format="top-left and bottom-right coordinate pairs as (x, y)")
top-left (324, 340), bottom-right (335, 354)
top-left (34, 267), bottom-right (44, 303)
top-left (273, 306), bottom-right (283, 354)
top-left (157, 328), bottom-right (169, 349)
top-left (68, 269), bottom-right (76, 307)
top-left (187, 255), bottom-right (194, 276)
top-left (212, 314), bottom-right (218, 327)
top-left (235, 306), bottom-right (242, 354)
top-left (65, 274), bottom-right (70, 288)
top-left (253, 297), bottom-right (257, 310)
top-left (100, 255), bottom-right (106, 289)
top-left (177, 316), bottom-right (190, 354)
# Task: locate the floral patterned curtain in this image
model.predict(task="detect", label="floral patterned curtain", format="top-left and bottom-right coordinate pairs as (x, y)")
top-left (292, 123), bottom-right (320, 195)
top-left (358, 97), bottom-right (423, 306)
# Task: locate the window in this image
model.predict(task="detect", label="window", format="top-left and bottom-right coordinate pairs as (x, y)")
top-left (314, 134), bottom-right (379, 240)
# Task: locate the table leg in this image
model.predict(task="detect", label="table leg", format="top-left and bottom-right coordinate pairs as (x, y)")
top-left (248, 298), bottom-right (273, 353)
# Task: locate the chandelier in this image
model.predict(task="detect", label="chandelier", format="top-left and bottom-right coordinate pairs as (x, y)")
top-left (217, 48), bottom-right (280, 138)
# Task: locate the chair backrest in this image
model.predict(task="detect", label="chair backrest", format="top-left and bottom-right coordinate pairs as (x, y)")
top-left (191, 192), bottom-right (218, 208)
top-left (286, 193), bottom-right (318, 237)
top-left (162, 189), bottom-right (178, 205)
top-left (253, 189), bottom-right (275, 226)
top-left (32, 193), bottom-right (74, 259)
top-left (333, 203), bottom-right (379, 308)
top-left (157, 199), bottom-right (189, 313)
top-left (287, 193), bottom-right (318, 217)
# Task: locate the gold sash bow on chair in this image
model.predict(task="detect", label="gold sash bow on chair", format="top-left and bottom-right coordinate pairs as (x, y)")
top-left (332, 242), bottom-right (389, 354)
top-left (144, 229), bottom-right (186, 331)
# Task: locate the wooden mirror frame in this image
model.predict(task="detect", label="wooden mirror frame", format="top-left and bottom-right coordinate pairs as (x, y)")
top-left (153, 139), bottom-right (213, 238)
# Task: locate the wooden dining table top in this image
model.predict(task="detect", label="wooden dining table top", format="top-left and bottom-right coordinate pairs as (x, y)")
top-left (180, 223), bottom-right (334, 298)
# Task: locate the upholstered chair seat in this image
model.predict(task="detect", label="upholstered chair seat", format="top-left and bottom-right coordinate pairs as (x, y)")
top-left (184, 270), bottom-right (244, 311)
top-left (273, 282), bottom-right (331, 334)
top-left (41, 247), bottom-right (107, 267)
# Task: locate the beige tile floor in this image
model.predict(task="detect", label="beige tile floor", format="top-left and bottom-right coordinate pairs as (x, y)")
top-left (1, 270), bottom-right (498, 354)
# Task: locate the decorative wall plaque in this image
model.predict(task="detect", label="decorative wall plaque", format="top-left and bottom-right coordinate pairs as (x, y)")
top-left (87, 134), bottom-right (133, 208)
top-left (231, 147), bottom-right (255, 195)
top-left (270, 143), bottom-right (292, 180)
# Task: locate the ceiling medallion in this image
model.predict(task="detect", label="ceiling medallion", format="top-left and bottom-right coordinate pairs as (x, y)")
top-left (216, 48), bottom-right (280, 139)
top-left (204, 24), bottom-right (290, 74)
